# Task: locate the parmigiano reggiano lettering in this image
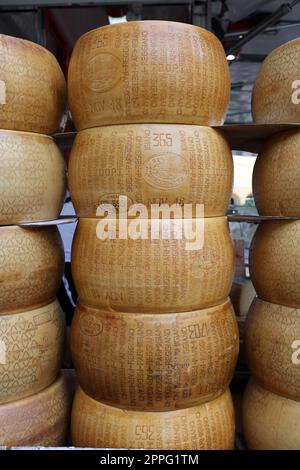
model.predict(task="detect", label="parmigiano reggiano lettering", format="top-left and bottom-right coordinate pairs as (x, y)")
top-left (68, 21), bottom-right (230, 129)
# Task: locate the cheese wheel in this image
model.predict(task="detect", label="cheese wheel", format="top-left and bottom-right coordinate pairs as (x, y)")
top-left (0, 374), bottom-right (71, 447)
top-left (253, 129), bottom-right (300, 216)
top-left (68, 124), bottom-right (233, 218)
top-left (71, 387), bottom-right (235, 449)
top-left (68, 21), bottom-right (230, 129)
top-left (0, 34), bottom-right (66, 134)
top-left (0, 225), bottom-right (64, 314)
top-left (252, 39), bottom-right (300, 124)
top-left (71, 217), bottom-right (235, 313)
top-left (0, 299), bottom-right (65, 405)
top-left (0, 129), bottom-right (66, 225)
top-left (245, 297), bottom-right (300, 401)
top-left (70, 299), bottom-right (239, 411)
top-left (249, 220), bottom-right (300, 308)
top-left (243, 380), bottom-right (300, 449)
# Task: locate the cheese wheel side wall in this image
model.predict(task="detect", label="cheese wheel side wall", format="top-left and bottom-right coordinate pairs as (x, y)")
top-left (0, 130), bottom-right (66, 225)
top-left (68, 124), bottom-right (233, 218)
top-left (249, 220), bottom-right (300, 308)
top-left (71, 299), bottom-right (239, 411)
top-left (71, 217), bottom-right (235, 313)
top-left (71, 387), bottom-right (235, 449)
top-left (252, 38), bottom-right (300, 124)
top-left (0, 374), bottom-right (71, 447)
top-left (0, 34), bottom-right (66, 134)
top-left (245, 298), bottom-right (300, 401)
top-left (243, 380), bottom-right (300, 450)
top-left (0, 225), bottom-right (64, 314)
top-left (253, 130), bottom-right (300, 217)
top-left (68, 21), bottom-right (230, 129)
top-left (0, 299), bottom-right (66, 405)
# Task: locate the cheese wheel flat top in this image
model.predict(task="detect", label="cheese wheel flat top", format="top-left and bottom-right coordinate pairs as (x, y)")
top-left (0, 374), bottom-right (71, 447)
top-left (69, 124), bottom-right (233, 218)
top-left (252, 38), bottom-right (300, 124)
top-left (243, 380), bottom-right (300, 450)
top-left (245, 297), bottom-right (300, 401)
top-left (68, 21), bottom-right (230, 129)
top-left (0, 129), bottom-right (66, 225)
top-left (71, 387), bottom-right (235, 449)
top-left (0, 225), bottom-right (64, 314)
top-left (71, 217), bottom-right (235, 313)
top-left (0, 34), bottom-right (66, 134)
top-left (71, 299), bottom-right (239, 411)
top-left (249, 220), bottom-right (300, 308)
top-left (0, 299), bottom-right (65, 405)
top-left (253, 129), bottom-right (300, 217)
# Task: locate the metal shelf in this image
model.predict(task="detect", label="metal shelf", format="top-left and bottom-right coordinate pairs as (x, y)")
top-left (0, 0), bottom-right (194, 7)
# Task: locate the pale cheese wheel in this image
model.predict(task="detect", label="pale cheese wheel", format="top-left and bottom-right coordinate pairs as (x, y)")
top-left (0, 374), bottom-right (71, 447)
top-left (243, 380), bottom-right (300, 449)
top-left (0, 299), bottom-right (65, 405)
top-left (249, 220), bottom-right (300, 308)
top-left (245, 297), bottom-right (300, 401)
top-left (71, 387), bottom-right (235, 449)
top-left (252, 38), bottom-right (300, 124)
top-left (253, 129), bottom-right (300, 216)
top-left (71, 217), bottom-right (235, 313)
top-left (68, 21), bottom-right (230, 129)
top-left (68, 124), bottom-right (233, 218)
top-left (0, 129), bottom-right (66, 225)
top-left (0, 34), bottom-right (66, 134)
top-left (0, 225), bottom-right (64, 314)
top-left (70, 299), bottom-right (239, 411)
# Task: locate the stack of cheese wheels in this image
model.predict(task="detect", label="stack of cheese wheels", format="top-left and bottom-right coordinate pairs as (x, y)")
top-left (0, 226), bottom-right (71, 446)
top-left (245, 38), bottom-right (300, 450)
top-left (0, 34), bottom-right (66, 225)
top-left (0, 36), bottom-right (70, 447)
top-left (68, 21), bottom-right (238, 449)
top-left (243, 219), bottom-right (300, 449)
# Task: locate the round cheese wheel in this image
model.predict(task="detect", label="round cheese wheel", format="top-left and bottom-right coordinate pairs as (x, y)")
top-left (0, 299), bottom-right (65, 405)
top-left (0, 34), bottom-right (66, 134)
top-left (71, 387), bottom-right (235, 449)
top-left (245, 298), bottom-right (300, 401)
top-left (0, 129), bottom-right (66, 225)
top-left (0, 374), bottom-right (71, 447)
top-left (252, 39), bottom-right (300, 124)
top-left (68, 124), bottom-right (233, 218)
top-left (71, 217), bottom-right (235, 313)
top-left (243, 379), bottom-right (300, 449)
top-left (68, 21), bottom-right (230, 129)
top-left (253, 129), bottom-right (300, 216)
top-left (0, 225), bottom-right (64, 314)
top-left (70, 299), bottom-right (239, 411)
top-left (249, 220), bottom-right (300, 308)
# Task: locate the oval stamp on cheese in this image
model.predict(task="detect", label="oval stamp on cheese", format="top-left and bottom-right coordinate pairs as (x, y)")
top-left (79, 314), bottom-right (102, 336)
top-left (142, 153), bottom-right (188, 190)
top-left (85, 52), bottom-right (122, 93)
